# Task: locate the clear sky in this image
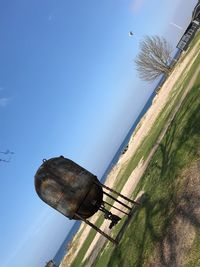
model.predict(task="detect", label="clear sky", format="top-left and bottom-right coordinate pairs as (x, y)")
top-left (0, 0), bottom-right (198, 266)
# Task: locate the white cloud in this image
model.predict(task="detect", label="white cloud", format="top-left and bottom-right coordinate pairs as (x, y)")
top-left (0, 97), bottom-right (10, 107)
top-left (131, 0), bottom-right (147, 13)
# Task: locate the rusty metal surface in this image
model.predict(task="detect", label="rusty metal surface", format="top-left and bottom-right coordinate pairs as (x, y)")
top-left (34, 156), bottom-right (103, 219)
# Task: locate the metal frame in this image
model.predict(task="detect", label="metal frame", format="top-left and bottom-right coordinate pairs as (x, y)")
top-left (103, 200), bottom-right (129, 216)
top-left (75, 181), bottom-right (140, 245)
top-left (75, 212), bottom-right (118, 245)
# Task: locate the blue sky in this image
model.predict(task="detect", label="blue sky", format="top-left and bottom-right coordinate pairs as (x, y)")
top-left (0, 0), bottom-right (198, 266)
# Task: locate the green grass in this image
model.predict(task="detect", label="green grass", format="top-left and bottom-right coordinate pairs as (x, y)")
top-left (185, 228), bottom-right (200, 267)
top-left (105, 59), bottom-right (200, 267)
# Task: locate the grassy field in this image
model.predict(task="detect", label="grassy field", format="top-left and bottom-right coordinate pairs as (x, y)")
top-left (67, 33), bottom-right (200, 267)
top-left (92, 53), bottom-right (200, 267)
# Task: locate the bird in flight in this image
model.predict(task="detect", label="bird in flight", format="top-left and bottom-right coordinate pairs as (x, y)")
top-left (128, 31), bottom-right (134, 37)
top-left (0, 149), bottom-right (15, 155)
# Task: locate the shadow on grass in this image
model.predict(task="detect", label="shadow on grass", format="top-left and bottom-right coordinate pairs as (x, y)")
top-left (115, 194), bottom-right (146, 244)
top-left (158, 87), bottom-right (200, 179)
top-left (108, 189), bottom-right (200, 267)
top-left (87, 200), bottom-right (142, 267)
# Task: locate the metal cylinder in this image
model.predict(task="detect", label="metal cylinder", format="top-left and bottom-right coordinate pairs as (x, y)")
top-left (34, 156), bottom-right (103, 219)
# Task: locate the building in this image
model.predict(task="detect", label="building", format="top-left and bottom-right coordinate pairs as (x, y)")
top-left (177, 20), bottom-right (199, 51)
top-left (177, 1), bottom-right (200, 51)
top-left (192, 0), bottom-right (200, 22)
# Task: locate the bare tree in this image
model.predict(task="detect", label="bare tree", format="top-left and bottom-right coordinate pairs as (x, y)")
top-left (135, 35), bottom-right (173, 82)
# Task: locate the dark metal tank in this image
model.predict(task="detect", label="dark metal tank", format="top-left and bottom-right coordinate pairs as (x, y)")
top-left (34, 156), bottom-right (103, 220)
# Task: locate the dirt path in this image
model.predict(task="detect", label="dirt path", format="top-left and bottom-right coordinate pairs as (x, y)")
top-left (147, 158), bottom-right (200, 267)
